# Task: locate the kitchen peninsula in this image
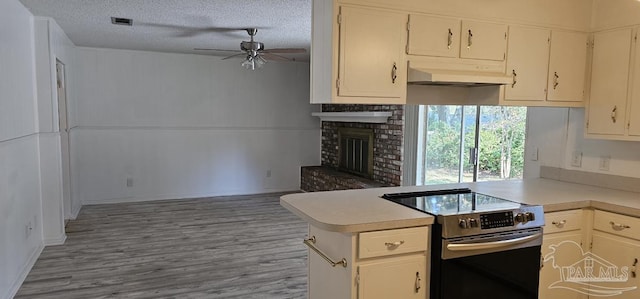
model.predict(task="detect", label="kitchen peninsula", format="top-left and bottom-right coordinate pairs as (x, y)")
top-left (281, 177), bottom-right (640, 299)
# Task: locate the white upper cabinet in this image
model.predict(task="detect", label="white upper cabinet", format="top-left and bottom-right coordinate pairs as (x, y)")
top-left (407, 14), bottom-right (460, 58)
top-left (587, 28), bottom-right (633, 136)
top-left (504, 27), bottom-right (587, 106)
top-left (505, 26), bottom-right (551, 102)
top-left (460, 20), bottom-right (507, 61)
top-left (547, 31), bottom-right (588, 103)
top-left (627, 29), bottom-right (640, 137)
top-left (338, 6), bottom-right (407, 100)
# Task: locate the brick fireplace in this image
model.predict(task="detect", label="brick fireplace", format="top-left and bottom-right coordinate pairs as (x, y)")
top-left (301, 104), bottom-right (405, 192)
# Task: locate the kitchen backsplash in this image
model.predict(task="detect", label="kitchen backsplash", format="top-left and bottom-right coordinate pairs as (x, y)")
top-left (540, 166), bottom-right (640, 193)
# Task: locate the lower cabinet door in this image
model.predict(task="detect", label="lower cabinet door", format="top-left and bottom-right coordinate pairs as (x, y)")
top-left (590, 232), bottom-right (640, 299)
top-left (358, 255), bottom-right (426, 299)
top-left (539, 232), bottom-right (587, 299)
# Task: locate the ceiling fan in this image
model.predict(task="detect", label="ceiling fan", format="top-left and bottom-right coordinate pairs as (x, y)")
top-left (194, 28), bottom-right (306, 70)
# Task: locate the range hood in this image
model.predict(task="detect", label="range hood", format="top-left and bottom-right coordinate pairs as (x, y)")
top-left (408, 67), bottom-right (512, 86)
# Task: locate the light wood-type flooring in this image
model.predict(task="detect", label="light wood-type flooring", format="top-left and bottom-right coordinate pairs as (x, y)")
top-left (16, 193), bottom-right (308, 299)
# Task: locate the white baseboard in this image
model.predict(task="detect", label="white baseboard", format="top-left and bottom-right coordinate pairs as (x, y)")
top-left (44, 233), bottom-right (67, 246)
top-left (69, 203), bottom-right (82, 220)
top-left (3, 244), bottom-right (43, 299)
top-left (82, 189), bottom-right (299, 205)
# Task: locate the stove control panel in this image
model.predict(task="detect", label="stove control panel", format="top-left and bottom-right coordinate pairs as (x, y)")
top-left (441, 206), bottom-right (545, 238)
top-left (480, 211), bottom-right (515, 229)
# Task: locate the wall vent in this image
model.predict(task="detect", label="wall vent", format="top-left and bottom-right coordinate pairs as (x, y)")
top-left (111, 17), bottom-right (133, 26)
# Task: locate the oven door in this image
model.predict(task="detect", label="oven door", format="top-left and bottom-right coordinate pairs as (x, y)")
top-left (433, 228), bottom-right (543, 299)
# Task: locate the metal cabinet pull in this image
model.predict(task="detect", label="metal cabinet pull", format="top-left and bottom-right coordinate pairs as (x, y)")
top-left (415, 272), bottom-right (421, 293)
top-left (553, 72), bottom-right (560, 89)
top-left (611, 106), bottom-right (618, 123)
top-left (304, 236), bottom-right (347, 268)
top-left (391, 63), bottom-right (398, 84)
top-left (552, 220), bottom-right (567, 227)
top-left (511, 70), bottom-right (517, 88)
top-left (384, 240), bottom-right (405, 247)
top-left (610, 221), bottom-right (630, 230)
top-left (632, 258), bottom-right (638, 278)
top-left (447, 28), bottom-right (453, 49)
top-left (467, 29), bottom-right (473, 49)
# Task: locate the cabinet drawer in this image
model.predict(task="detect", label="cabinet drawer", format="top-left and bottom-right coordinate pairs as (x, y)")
top-left (359, 226), bottom-right (428, 259)
top-left (544, 210), bottom-right (583, 234)
top-left (593, 210), bottom-right (640, 240)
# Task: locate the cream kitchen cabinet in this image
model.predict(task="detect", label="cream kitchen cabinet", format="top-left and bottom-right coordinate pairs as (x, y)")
top-left (539, 210), bottom-right (588, 299)
top-left (505, 26), bottom-right (551, 102)
top-left (407, 14), bottom-right (460, 58)
top-left (307, 224), bottom-right (428, 299)
top-left (408, 16), bottom-right (507, 62)
top-left (546, 31), bottom-right (589, 103)
top-left (586, 210), bottom-right (640, 299)
top-left (587, 28), bottom-right (634, 137)
top-left (626, 28), bottom-right (640, 137)
top-left (504, 27), bottom-right (587, 106)
top-left (590, 232), bottom-right (640, 299)
top-left (311, 2), bottom-right (407, 104)
top-left (460, 20), bottom-right (508, 61)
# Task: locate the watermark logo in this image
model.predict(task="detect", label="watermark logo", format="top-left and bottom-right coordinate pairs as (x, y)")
top-left (543, 240), bottom-right (637, 297)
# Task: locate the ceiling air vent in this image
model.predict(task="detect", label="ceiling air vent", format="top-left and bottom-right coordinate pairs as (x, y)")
top-left (111, 17), bottom-right (133, 26)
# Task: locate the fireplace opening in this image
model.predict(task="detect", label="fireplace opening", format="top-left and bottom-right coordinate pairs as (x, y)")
top-left (338, 127), bottom-right (374, 178)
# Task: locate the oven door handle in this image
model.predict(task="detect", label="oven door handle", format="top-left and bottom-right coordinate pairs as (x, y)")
top-left (447, 233), bottom-right (542, 251)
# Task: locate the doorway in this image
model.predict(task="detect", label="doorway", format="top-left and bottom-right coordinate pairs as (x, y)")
top-left (56, 60), bottom-right (72, 219)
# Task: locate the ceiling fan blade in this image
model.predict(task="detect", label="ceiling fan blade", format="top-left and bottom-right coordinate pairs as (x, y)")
top-left (137, 22), bottom-right (252, 38)
top-left (222, 53), bottom-right (248, 60)
top-left (261, 53), bottom-right (294, 62)
top-left (193, 48), bottom-right (240, 52)
top-left (262, 48), bottom-right (307, 54)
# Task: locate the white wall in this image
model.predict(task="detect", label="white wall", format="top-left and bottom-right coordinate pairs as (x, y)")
top-left (525, 107), bottom-right (640, 178)
top-left (72, 48), bottom-right (320, 204)
top-left (0, 1), bottom-right (45, 298)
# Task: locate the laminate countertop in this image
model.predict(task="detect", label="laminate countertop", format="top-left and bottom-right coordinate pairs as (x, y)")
top-left (280, 178), bottom-right (640, 233)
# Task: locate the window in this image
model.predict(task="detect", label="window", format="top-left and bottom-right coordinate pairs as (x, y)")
top-left (416, 105), bottom-right (527, 185)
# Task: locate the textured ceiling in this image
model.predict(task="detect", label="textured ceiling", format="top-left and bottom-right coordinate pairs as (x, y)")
top-left (19, 0), bottom-right (312, 60)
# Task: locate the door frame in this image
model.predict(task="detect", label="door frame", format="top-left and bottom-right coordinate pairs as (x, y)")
top-left (56, 59), bottom-right (73, 220)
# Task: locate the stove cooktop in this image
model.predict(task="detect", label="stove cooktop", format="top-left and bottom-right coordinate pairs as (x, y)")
top-left (382, 188), bottom-right (545, 238)
top-left (381, 188), bottom-right (523, 216)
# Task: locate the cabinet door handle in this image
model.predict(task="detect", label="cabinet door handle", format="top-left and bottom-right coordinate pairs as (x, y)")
top-left (511, 70), bottom-right (517, 88)
top-left (611, 106), bottom-right (618, 123)
top-left (553, 72), bottom-right (560, 89)
top-left (384, 240), bottom-right (405, 247)
top-left (391, 62), bottom-right (398, 84)
top-left (467, 29), bottom-right (473, 49)
top-left (415, 272), bottom-right (421, 293)
top-left (447, 28), bottom-right (453, 49)
top-left (609, 221), bottom-right (630, 230)
top-left (552, 220), bottom-right (567, 227)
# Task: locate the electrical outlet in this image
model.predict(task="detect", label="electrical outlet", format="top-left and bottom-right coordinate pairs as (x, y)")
top-left (571, 151), bottom-right (582, 167)
top-left (126, 178), bottom-right (133, 187)
top-left (266, 170), bottom-right (272, 178)
top-left (599, 156), bottom-right (611, 171)
top-left (530, 147), bottom-right (539, 161)
top-left (25, 221), bottom-right (32, 238)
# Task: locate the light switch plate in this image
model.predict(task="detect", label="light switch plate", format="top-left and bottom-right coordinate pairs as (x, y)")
top-left (571, 151), bottom-right (582, 167)
top-left (599, 156), bottom-right (611, 171)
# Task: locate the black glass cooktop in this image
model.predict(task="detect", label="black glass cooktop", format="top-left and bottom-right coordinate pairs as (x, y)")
top-left (382, 188), bottom-right (523, 216)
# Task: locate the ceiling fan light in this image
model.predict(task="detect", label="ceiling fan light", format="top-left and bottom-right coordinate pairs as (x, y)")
top-left (241, 55), bottom-right (256, 70)
top-left (255, 55), bottom-right (267, 68)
